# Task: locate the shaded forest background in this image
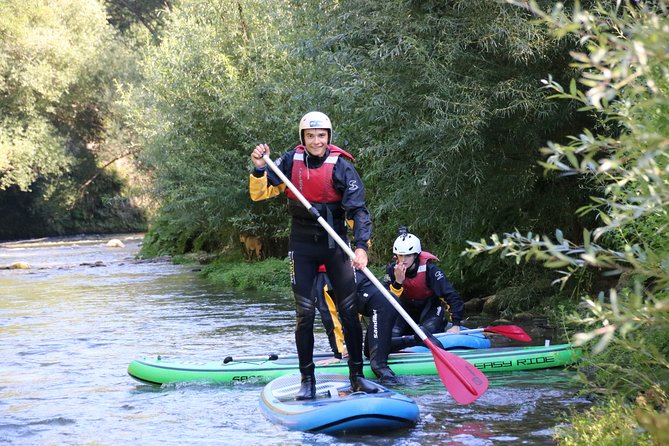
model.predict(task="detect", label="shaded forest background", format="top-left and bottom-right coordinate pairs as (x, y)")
top-left (1, 0), bottom-right (595, 301)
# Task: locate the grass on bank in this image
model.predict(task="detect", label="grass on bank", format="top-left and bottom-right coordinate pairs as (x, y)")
top-left (197, 257), bottom-right (387, 293)
top-left (199, 257), bottom-right (292, 292)
top-left (555, 398), bottom-right (656, 446)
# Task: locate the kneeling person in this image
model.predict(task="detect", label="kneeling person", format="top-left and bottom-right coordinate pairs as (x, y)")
top-left (385, 230), bottom-right (464, 350)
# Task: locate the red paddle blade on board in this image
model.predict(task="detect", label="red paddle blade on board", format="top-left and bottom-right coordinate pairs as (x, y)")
top-left (425, 338), bottom-right (489, 405)
top-left (484, 325), bottom-right (532, 342)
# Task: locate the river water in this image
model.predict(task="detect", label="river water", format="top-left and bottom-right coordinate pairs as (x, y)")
top-left (0, 235), bottom-right (590, 445)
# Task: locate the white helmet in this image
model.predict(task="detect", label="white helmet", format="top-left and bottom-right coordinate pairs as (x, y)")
top-left (299, 111), bottom-right (332, 144)
top-left (393, 233), bottom-right (422, 255)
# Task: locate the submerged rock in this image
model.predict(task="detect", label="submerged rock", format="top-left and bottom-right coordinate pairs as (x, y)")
top-left (80, 261), bottom-right (106, 267)
top-left (0, 261), bottom-right (32, 270)
top-left (106, 239), bottom-right (126, 248)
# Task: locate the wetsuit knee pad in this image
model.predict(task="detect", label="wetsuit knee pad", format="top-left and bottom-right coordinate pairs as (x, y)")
top-left (294, 293), bottom-right (315, 318)
top-left (420, 314), bottom-right (445, 335)
top-left (337, 291), bottom-right (359, 321)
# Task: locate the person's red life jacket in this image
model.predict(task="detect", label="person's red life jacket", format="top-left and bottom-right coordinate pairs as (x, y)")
top-left (285, 145), bottom-right (354, 203)
top-left (401, 251), bottom-right (440, 301)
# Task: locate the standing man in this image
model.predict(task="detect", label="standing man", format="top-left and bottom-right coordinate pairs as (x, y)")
top-left (249, 111), bottom-right (377, 399)
top-left (385, 229), bottom-right (464, 350)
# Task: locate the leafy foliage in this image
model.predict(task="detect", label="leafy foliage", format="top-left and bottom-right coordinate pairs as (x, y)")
top-left (133, 0), bottom-right (358, 257)
top-left (0, 0), bottom-right (108, 191)
top-left (555, 398), bottom-right (654, 446)
top-left (311, 1), bottom-right (595, 272)
top-left (465, 1), bottom-right (669, 442)
top-left (133, 0), bottom-right (594, 298)
top-left (0, 0), bottom-right (151, 239)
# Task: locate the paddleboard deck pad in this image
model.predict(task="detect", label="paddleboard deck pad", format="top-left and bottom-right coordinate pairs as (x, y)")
top-left (260, 373), bottom-right (419, 434)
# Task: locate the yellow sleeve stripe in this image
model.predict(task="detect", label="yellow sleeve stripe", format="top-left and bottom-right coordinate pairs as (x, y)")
top-left (249, 173), bottom-right (285, 201)
top-left (389, 284), bottom-right (403, 298)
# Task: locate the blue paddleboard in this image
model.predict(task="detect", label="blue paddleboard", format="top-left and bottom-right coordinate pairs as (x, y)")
top-left (259, 373), bottom-right (419, 434)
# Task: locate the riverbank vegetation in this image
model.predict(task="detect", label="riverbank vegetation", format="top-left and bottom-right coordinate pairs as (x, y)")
top-left (0, 0), bottom-right (166, 240)
top-left (465, 2), bottom-right (669, 444)
top-left (1, 0), bottom-right (666, 443)
top-left (201, 257), bottom-right (291, 293)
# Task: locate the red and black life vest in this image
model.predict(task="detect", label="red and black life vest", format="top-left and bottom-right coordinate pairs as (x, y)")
top-left (401, 251), bottom-right (440, 301)
top-left (285, 145), bottom-right (354, 203)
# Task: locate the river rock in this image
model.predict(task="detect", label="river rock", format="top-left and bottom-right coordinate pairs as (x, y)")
top-left (106, 239), bottom-right (125, 248)
top-left (183, 251), bottom-right (217, 264)
top-left (464, 296), bottom-right (486, 313)
top-left (481, 294), bottom-right (501, 315)
top-left (511, 312), bottom-right (537, 322)
top-left (0, 261), bottom-right (32, 270)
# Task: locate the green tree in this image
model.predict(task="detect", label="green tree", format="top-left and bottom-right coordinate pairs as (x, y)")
top-left (0, 0), bottom-right (109, 191)
top-left (0, 0), bottom-right (149, 239)
top-left (295, 0), bottom-right (598, 299)
top-left (137, 0), bottom-right (594, 280)
top-left (132, 0), bottom-right (306, 256)
top-left (465, 1), bottom-right (668, 443)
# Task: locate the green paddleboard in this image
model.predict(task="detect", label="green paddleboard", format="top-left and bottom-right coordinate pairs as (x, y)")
top-left (128, 343), bottom-right (581, 385)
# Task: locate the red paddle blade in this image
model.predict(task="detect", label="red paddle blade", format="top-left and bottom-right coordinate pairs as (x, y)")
top-left (484, 325), bottom-right (532, 342)
top-left (425, 338), bottom-right (489, 404)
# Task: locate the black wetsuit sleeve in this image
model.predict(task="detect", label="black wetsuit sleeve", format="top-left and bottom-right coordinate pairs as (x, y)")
top-left (426, 263), bottom-right (464, 325)
top-left (266, 150), bottom-right (294, 186)
top-left (382, 262), bottom-right (404, 298)
top-left (333, 158), bottom-right (371, 251)
top-left (383, 263), bottom-right (395, 286)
